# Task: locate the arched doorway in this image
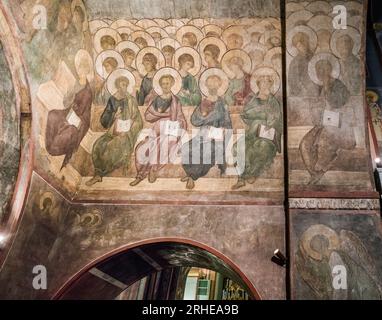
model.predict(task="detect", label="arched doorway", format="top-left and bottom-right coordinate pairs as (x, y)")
top-left (53, 239), bottom-right (261, 300)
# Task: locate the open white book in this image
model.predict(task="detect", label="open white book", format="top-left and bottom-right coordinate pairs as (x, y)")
top-left (116, 119), bottom-right (132, 133)
top-left (66, 110), bottom-right (82, 129)
top-left (208, 126), bottom-right (224, 141)
top-left (258, 125), bottom-right (275, 141)
top-left (322, 110), bottom-right (340, 128)
top-left (163, 120), bottom-right (180, 137)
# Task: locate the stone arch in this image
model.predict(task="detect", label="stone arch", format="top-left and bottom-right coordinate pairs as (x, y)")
top-left (53, 237), bottom-right (262, 300)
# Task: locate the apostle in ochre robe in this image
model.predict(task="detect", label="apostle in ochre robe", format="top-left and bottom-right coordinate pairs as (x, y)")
top-left (45, 79), bottom-right (93, 169)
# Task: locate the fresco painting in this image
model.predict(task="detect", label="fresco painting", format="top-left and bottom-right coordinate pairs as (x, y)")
top-left (29, 1), bottom-right (284, 199)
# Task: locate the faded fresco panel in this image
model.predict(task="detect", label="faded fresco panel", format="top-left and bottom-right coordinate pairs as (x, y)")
top-left (290, 210), bottom-right (382, 300)
top-left (286, 0), bottom-right (374, 193)
top-left (0, 173), bottom-right (285, 299)
top-left (0, 41), bottom-right (19, 222)
top-left (21, 0), bottom-right (284, 201)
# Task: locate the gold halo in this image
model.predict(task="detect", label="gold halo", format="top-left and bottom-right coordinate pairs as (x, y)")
top-left (202, 24), bottom-right (223, 37)
top-left (286, 10), bottom-right (313, 28)
top-left (135, 46), bottom-right (166, 76)
top-left (221, 49), bottom-right (252, 79)
top-left (71, 0), bottom-right (88, 31)
top-left (158, 37), bottom-right (181, 51)
top-left (264, 47), bottom-right (282, 66)
top-left (116, 27), bottom-right (133, 39)
top-left (75, 49), bottom-right (94, 81)
top-left (307, 15), bottom-right (333, 31)
top-left (250, 67), bottom-right (281, 95)
top-left (308, 53), bottom-right (341, 85)
top-left (136, 19), bottom-right (158, 29)
top-left (305, 1), bottom-right (332, 15)
top-left (39, 192), bottom-right (56, 211)
top-left (300, 224), bottom-right (340, 261)
top-left (286, 25), bottom-right (317, 57)
top-left (115, 41), bottom-right (140, 69)
top-left (130, 31), bottom-right (156, 47)
top-left (89, 19), bottom-right (108, 34)
top-left (93, 27), bottom-right (122, 53)
top-left (199, 68), bottom-right (229, 97)
top-left (146, 26), bottom-right (169, 39)
top-left (152, 67), bottom-right (182, 95)
top-left (366, 90), bottom-right (379, 103)
top-left (110, 19), bottom-right (142, 31)
top-left (154, 18), bottom-right (170, 27)
top-left (330, 27), bottom-right (361, 58)
top-left (106, 68), bottom-right (136, 96)
top-left (176, 25), bottom-right (204, 46)
top-left (95, 50), bottom-right (125, 79)
top-left (198, 37), bottom-right (227, 67)
top-left (174, 47), bottom-right (201, 76)
top-left (222, 25), bottom-right (250, 48)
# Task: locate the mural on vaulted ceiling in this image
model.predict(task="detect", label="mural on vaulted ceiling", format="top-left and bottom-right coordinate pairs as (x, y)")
top-left (15, 0), bottom-right (283, 201)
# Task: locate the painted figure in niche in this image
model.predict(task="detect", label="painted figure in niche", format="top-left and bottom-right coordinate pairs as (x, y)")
top-left (130, 68), bottom-right (187, 186)
top-left (181, 69), bottom-right (232, 189)
top-left (232, 67), bottom-right (282, 190)
top-left (222, 50), bottom-right (252, 107)
top-left (299, 53), bottom-right (355, 185)
top-left (174, 47), bottom-right (202, 107)
top-left (136, 48), bottom-right (165, 106)
top-left (296, 224), bottom-right (382, 299)
top-left (331, 28), bottom-right (362, 95)
top-left (45, 50), bottom-right (94, 169)
top-left (86, 70), bottom-right (143, 186)
top-left (94, 50), bottom-right (124, 105)
top-left (287, 26), bottom-right (320, 97)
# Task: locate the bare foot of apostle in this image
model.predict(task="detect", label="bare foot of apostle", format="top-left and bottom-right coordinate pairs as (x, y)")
top-left (232, 178), bottom-right (246, 190)
top-left (148, 169), bottom-right (158, 183)
top-left (130, 178), bottom-right (143, 186)
top-left (86, 176), bottom-right (102, 187)
top-left (186, 178), bottom-right (195, 190)
top-left (181, 176), bottom-right (189, 182)
top-left (246, 177), bottom-right (256, 184)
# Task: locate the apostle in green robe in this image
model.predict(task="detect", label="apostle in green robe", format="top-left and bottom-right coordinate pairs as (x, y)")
top-left (176, 53), bottom-right (202, 107)
top-left (232, 74), bottom-right (282, 190)
top-left (86, 76), bottom-right (143, 186)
